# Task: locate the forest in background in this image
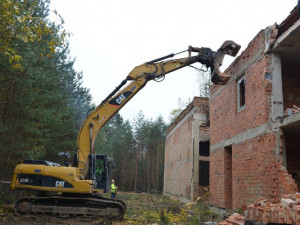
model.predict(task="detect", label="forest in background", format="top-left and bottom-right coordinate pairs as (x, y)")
top-left (95, 112), bottom-right (166, 193)
top-left (0, 0), bottom-right (167, 201)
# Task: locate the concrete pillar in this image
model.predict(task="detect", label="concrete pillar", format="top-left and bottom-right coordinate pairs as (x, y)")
top-left (270, 53), bottom-right (284, 121)
top-left (191, 112), bottom-right (208, 201)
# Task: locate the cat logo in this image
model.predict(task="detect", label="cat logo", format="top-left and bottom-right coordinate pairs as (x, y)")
top-left (116, 94), bottom-right (126, 105)
top-left (109, 91), bottom-right (133, 107)
top-left (55, 181), bottom-right (65, 187)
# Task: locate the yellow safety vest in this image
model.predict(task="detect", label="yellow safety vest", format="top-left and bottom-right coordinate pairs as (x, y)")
top-left (96, 168), bottom-right (103, 175)
top-left (111, 183), bottom-right (117, 193)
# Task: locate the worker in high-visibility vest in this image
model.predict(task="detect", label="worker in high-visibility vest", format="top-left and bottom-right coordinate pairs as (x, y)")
top-left (96, 164), bottom-right (104, 181)
top-left (111, 179), bottom-right (118, 199)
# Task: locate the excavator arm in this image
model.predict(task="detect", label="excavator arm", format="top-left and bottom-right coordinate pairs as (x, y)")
top-left (76, 40), bottom-right (241, 177)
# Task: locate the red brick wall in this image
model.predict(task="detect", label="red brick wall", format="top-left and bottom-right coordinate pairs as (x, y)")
top-left (282, 63), bottom-right (300, 109)
top-left (167, 97), bottom-right (208, 134)
top-left (164, 97), bottom-right (209, 202)
top-left (210, 133), bottom-right (297, 210)
top-left (210, 30), bottom-right (271, 145)
top-left (285, 133), bottom-right (300, 190)
top-left (164, 115), bottom-right (193, 200)
top-left (210, 148), bottom-right (225, 207)
top-left (209, 29), bottom-right (298, 210)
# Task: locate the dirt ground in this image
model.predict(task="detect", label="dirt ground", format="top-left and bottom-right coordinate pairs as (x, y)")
top-left (0, 192), bottom-right (223, 225)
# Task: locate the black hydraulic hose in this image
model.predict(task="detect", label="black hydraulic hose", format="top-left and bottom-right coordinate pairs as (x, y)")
top-left (146, 49), bottom-right (188, 64)
top-left (100, 79), bottom-right (128, 105)
top-left (146, 53), bottom-right (175, 64)
top-left (77, 148), bottom-right (87, 171)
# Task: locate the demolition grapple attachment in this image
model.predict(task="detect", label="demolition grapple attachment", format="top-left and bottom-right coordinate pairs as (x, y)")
top-left (211, 40), bottom-right (241, 85)
top-left (189, 40), bottom-right (241, 85)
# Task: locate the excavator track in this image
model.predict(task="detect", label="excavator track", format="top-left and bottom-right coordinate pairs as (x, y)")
top-left (14, 195), bottom-right (126, 219)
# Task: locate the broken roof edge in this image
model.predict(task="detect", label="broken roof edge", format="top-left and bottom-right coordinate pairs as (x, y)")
top-left (210, 28), bottom-right (266, 97)
top-left (211, 4), bottom-right (300, 97)
top-left (166, 96), bottom-right (208, 135)
top-left (277, 4), bottom-right (300, 37)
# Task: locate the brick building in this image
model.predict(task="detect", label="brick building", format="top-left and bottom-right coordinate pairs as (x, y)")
top-left (163, 97), bottom-right (210, 202)
top-left (210, 6), bottom-right (300, 210)
top-left (163, 5), bottom-right (300, 209)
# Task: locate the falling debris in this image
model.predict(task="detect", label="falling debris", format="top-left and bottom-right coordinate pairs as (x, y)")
top-left (285, 105), bottom-right (300, 116)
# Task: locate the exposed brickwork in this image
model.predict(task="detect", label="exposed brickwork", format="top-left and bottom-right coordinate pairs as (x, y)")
top-left (285, 133), bottom-right (300, 190)
top-left (210, 25), bottom-right (299, 210)
top-left (164, 114), bottom-right (193, 200)
top-left (166, 97), bottom-right (209, 135)
top-left (210, 147), bottom-right (225, 207)
top-left (210, 30), bottom-right (269, 145)
top-left (164, 7), bottom-right (300, 212)
top-left (164, 97), bottom-right (209, 202)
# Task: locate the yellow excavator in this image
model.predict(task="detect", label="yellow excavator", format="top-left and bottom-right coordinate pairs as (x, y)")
top-left (10, 40), bottom-right (240, 218)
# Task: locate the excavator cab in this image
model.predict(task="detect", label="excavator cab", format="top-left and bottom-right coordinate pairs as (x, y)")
top-left (94, 154), bottom-right (114, 193)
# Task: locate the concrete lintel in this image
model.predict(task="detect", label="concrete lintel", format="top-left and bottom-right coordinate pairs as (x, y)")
top-left (166, 107), bottom-right (196, 139)
top-left (211, 124), bottom-right (268, 152)
top-left (199, 156), bottom-right (210, 161)
top-left (273, 112), bottom-right (300, 130)
top-left (199, 134), bottom-right (210, 142)
top-left (273, 19), bottom-right (300, 51)
top-left (272, 19), bottom-right (300, 64)
top-left (193, 112), bottom-right (207, 121)
top-left (211, 110), bottom-right (300, 152)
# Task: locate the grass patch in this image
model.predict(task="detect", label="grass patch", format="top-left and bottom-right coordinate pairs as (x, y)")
top-left (115, 192), bottom-right (223, 225)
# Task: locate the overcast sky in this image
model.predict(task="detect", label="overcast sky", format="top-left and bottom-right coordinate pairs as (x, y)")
top-left (49, 0), bottom-right (296, 123)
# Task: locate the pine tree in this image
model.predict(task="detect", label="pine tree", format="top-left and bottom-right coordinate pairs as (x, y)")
top-left (0, 0), bottom-right (93, 194)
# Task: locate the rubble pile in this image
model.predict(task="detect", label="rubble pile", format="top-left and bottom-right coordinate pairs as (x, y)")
top-left (245, 193), bottom-right (300, 224)
top-left (219, 213), bottom-right (245, 225)
top-left (219, 193), bottom-right (300, 225)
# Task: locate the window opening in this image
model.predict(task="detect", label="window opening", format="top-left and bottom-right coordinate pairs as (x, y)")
top-left (199, 141), bottom-right (210, 156)
top-left (224, 145), bottom-right (233, 209)
top-left (96, 158), bottom-right (106, 184)
top-left (237, 76), bottom-right (245, 111)
top-left (199, 161), bottom-right (209, 186)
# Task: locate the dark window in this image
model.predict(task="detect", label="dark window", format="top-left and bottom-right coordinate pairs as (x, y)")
top-left (224, 145), bottom-right (233, 209)
top-left (237, 76), bottom-right (245, 111)
top-left (199, 161), bottom-right (209, 186)
top-left (96, 158), bottom-right (106, 185)
top-left (199, 141), bottom-right (210, 156)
